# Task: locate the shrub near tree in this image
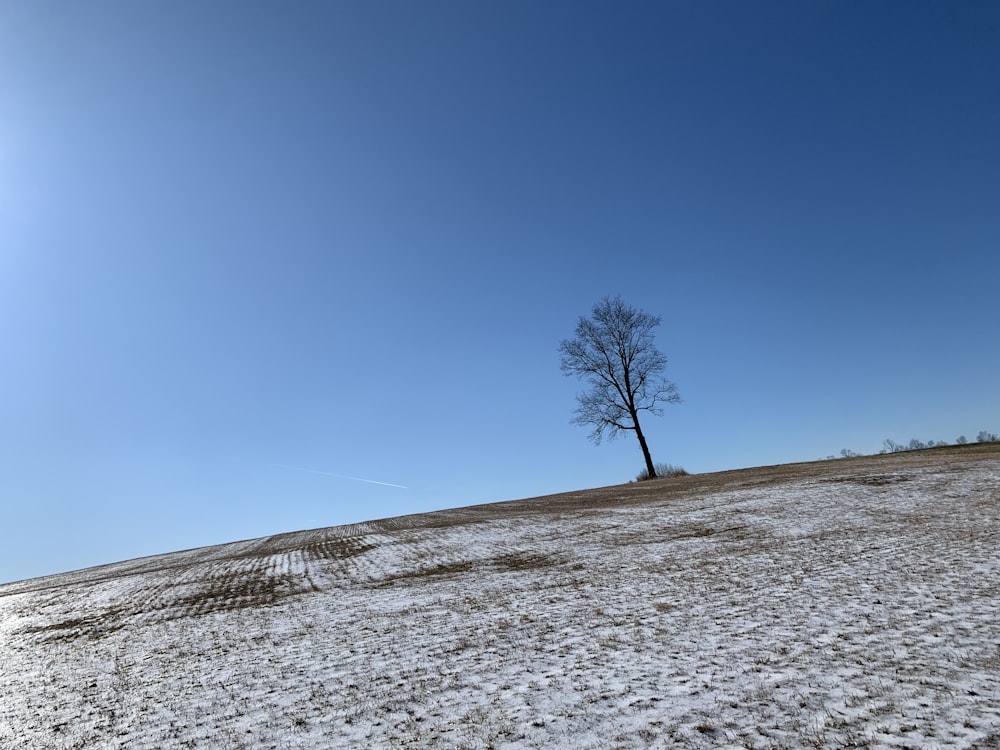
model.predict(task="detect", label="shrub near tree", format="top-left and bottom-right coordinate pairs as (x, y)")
top-left (635, 463), bottom-right (689, 482)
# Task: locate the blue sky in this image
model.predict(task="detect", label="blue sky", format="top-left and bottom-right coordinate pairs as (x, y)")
top-left (2, 1), bottom-right (998, 583)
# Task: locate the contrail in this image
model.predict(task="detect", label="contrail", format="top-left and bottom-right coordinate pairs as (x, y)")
top-left (273, 463), bottom-right (408, 489)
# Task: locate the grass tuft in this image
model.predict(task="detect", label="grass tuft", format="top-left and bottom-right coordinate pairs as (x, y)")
top-left (635, 463), bottom-right (689, 482)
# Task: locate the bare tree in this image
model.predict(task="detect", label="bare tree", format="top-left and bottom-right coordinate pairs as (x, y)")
top-left (559, 295), bottom-right (680, 479)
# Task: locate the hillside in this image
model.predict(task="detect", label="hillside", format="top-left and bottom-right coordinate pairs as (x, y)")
top-left (1, 444), bottom-right (998, 748)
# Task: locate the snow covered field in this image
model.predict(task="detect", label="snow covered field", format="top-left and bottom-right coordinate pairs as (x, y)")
top-left (1, 448), bottom-right (999, 749)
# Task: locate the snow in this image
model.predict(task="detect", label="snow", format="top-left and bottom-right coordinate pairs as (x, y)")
top-left (1, 459), bottom-right (998, 748)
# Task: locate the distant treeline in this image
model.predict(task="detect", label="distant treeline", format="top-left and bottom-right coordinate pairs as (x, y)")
top-left (833, 431), bottom-right (999, 459)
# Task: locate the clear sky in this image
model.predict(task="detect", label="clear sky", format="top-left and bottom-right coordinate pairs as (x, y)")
top-left (2, 1), bottom-right (998, 584)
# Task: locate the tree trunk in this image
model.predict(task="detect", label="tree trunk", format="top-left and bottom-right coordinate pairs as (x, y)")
top-left (633, 415), bottom-right (656, 478)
